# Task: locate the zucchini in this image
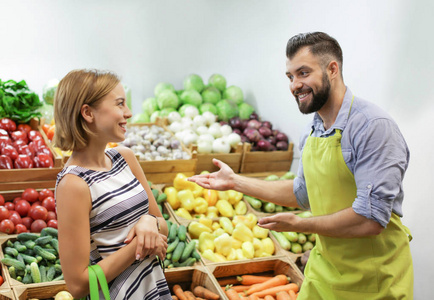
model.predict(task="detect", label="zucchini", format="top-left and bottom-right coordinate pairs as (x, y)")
top-left (166, 237), bottom-right (179, 254)
top-left (171, 241), bottom-right (185, 263)
top-left (168, 222), bottom-right (178, 242)
top-left (30, 262), bottom-right (41, 283)
top-left (14, 241), bottom-right (27, 253)
top-left (17, 232), bottom-right (39, 242)
top-left (35, 236), bottom-right (53, 246)
top-left (271, 231), bottom-right (292, 251)
top-left (40, 227), bottom-right (58, 238)
top-left (1, 258), bottom-right (26, 271)
top-left (33, 246), bottom-right (57, 261)
top-left (4, 247), bottom-right (18, 257)
top-left (177, 225), bottom-right (187, 241)
top-left (180, 240), bottom-right (196, 262)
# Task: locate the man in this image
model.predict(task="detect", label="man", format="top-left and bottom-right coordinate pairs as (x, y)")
top-left (189, 32), bottom-right (413, 299)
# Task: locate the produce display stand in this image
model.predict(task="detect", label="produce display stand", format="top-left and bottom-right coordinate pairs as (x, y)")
top-left (191, 142), bottom-right (244, 174)
top-left (13, 283), bottom-right (68, 300)
top-left (240, 142), bottom-right (294, 173)
top-left (0, 289), bottom-right (13, 300)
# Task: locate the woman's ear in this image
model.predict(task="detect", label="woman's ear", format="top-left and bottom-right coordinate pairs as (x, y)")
top-left (81, 104), bottom-right (94, 123)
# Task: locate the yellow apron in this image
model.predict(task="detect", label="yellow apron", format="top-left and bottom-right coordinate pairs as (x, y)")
top-left (298, 102), bottom-right (413, 299)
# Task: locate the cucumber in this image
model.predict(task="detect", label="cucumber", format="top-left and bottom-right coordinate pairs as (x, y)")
top-left (6, 240), bottom-right (13, 247)
top-left (166, 253), bottom-right (172, 260)
top-left (44, 248), bottom-right (58, 256)
top-left (50, 239), bottom-right (59, 254)
top-left (22, 273), bottom-right (32, 284)
top-left (17, 232), bottom-right (39, 242)
top-left (180, 240), bottom-right (196, 262)
top-left (177, 225), bottom-right (187, 241)
top-left (156, 193), bottom-right (167, 204)
top-left (162, 213), bottom-right (170, 220)
top-left (33, 246), bottom-right (57, 261)
top-left (168, 222), bottom-right (178, 242)
top-left (40, 227), bottom-right (58, 238)
top-left (35, 236), bottom-right (53, 246)
top-left (166, 237), bottom-right (179, 253)
top-left (20, 253), bottom-right (38, 264)
top-left (244, 195), bottom-right (263, 210)
top-left (54, 263), bottom-right (62, 274)
top-left (23, 240), bottom-right (36, 250)
top-left (4, 247), bottom-right (18, 257)
top-left (1, 258), bottom-right (26, 271)
top-left (191, 249), bottom-right (201, 260)
top-left (30, 262), bottom-right (41, 283)
top-left (171, 241), bottom-right (185, 263)
top-left (39, 265), bottom-right (47, 282)
top-left (16, 254), bottom-right (25, 264)
top-left (157, 204), bottom-right (163, 213)
top-left (163, 259), bottom-right (171, 268)
top-left (271, 231), bottom-right (292, 251)
top-left (46, 265), bottom-right (56, 281)
top-left (8, 266), bottom-right (16, 279)
top-left (178, 257), bottom-right (196, 267)
top-left (3, 254), bottom-right (13, 259)
top-left (14, 241), bottom-right (27, 253)
top-left (53, 274), bottom-right (64, 281)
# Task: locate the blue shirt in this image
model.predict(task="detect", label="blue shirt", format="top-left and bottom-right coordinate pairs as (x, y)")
top-left (293, 88), bottom-right (410, 227)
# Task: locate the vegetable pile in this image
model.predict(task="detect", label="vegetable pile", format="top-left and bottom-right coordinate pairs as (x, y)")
top-left (1, 228), bottom-right (63, 284)
top-left (0, 79), bottom-right (42, 123)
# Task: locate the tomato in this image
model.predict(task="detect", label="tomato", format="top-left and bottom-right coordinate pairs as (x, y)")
top-left (13, 139), bottom-right (26, 149)
top-left (0, 219), bottom-right (15, 234)
top-left (0, 136), bottom-right (12, 150)
top-left (17, 124), bottom-right (32, 135)
top-left (36, 146), bottom-right (53, 158)
top-left (42, 197), bottom-right (56, 212)
top-left (47, 125), bottom-right (55, 141)
top-left (15, 224), bottom-right (28, 234)
top-left (10, 131), bottom-right (28, 144)
top-left (17, 144), bottom-right (35, 158)
top-left (13, 197), bottom-right (22, 205)
top-left (14, 154), bottom-right (34, 169)
top-left (15, 199), bottom-right (31, 217)
top-left (27, 130), bottom-right (42, 141)
top-left (0, 118), bottom-right (16, 133)
top-left (29, 205), bottom-right (48, 221)
top-left (39, 189), bottom-right (54, 201)
top-left (0, 195), bottom-right (4, 206)
top-left (0, 129), bottom-right (8, 137)
top-left (4, 202), bottom-right (14, 211)
top-left (22, 188), bottom-right (39, 203)
top-left (1, 145), bottom-right (18, 161)
top-left (0, 155), bottom-right (13, 169)
top-left (47, 219), bottom-right (58, 229)
top-left (31, 201), bottom-right (42, 208)
top-left (30, 219), bottom-right (47, 233)
top-left (9, 211), bottom-right (22, 225)
top-left (42, 124), bottom-right (51, 135)
top-left (46, 211), bottom-right (57, 221)
top-left (0, 206), bottom-right (9, 221)
top-left (22, 217), bottom-right (33, 229)
top-left (33, 153), bottom-right (54, 168)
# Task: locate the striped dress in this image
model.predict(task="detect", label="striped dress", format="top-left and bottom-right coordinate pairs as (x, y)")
top-left (56, 148), bottom-right (171, 300)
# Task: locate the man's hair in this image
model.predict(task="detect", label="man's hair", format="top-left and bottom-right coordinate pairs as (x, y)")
top-left (286, 32), bottom-right (343, 76)
top-left (53, 69), bottom-right (120, 151)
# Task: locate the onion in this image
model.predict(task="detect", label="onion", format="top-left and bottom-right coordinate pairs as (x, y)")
top-left (258, 126), bottom-right (272, 138)
top-left (276, 141), bottom-right (289, 150)
top-left (226, 132), bottom-right (241, 148)
top-left (276, 132), bottom-right (289, 142)
top-left (195, 125), bottom-right (208, 136)
top-left (220, 124), bottom-right (233, 136)
top-left (197, 133), bottom-right (215, 143)
top-left (202, 111), bottom-right (217, 126)
top-left (168, 121), bottom-right (182, 133)
top-left (184, 106), bottom-right (199, 119)
top-left (193, 115), bottom-right (207, 127)
top-left (247, 119), bottom-right (262, 130)
top-left (208, 123), bottom-right (222, 138)
top-left (212, 138), bottom-right (231, 153)
top-left (168, 111), bottom-right (182, 124)
top-left (197, 140), bottom-right (213, 153)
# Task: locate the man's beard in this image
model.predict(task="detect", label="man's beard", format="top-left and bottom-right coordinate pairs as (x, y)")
top-left (296, 72), bottom-right (331, 114)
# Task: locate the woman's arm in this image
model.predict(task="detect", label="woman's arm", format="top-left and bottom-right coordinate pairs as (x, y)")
top-left (56, 175), bottom-right (139, 299)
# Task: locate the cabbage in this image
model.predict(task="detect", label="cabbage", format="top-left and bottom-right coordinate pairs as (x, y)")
top-left (216, 99), bottom-right (239, 122)
top-left (201, 86), bottom-right (221, 105)
top-left (154, 82), bottom-right (175, 97)
top-left (238, 102), bottom-right (255, 120)
top-left (199, 103), bottom-right (217, 115)
top-left (223, 85), bottom-right (244, 105)
top-left (150, 111), bottom-right (162, 123)
top-left (159, 107), bottom-right (176, 117)
top-left (131, 113), bottom-right (150, 123)
top-left (42, 79), bottom-right (59, 105)
top-left (178, 104), bottom-right (198, 117)
top-left (157, 90), bottom-right (179, 110)
top-left (142, 97), bottom-right (158, 116)
top-left (38, 103), bottom-right (54, 122)
top-left (183, 74), bottom-right (204, 93)
top-left (208, 74), bottom-right (227, 92)
top-left (122, 83), bottom-right (132, 109)
top-left (180, 90), bottom-right (203, 107)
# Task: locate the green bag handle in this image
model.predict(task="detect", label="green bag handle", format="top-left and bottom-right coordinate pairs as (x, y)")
top-left (77, 265), bottom-right (111, 300)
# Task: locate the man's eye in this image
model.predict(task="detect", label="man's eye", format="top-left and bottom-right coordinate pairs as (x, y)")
top-left (300, 71), bottom-right (308, 76)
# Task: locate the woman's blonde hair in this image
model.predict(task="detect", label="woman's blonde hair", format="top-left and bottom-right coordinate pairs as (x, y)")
top-left (53, 69), bottom-right (120, 151)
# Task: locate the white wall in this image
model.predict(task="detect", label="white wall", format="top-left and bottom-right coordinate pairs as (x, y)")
top-left (1, 0), bottom-right (432, 298)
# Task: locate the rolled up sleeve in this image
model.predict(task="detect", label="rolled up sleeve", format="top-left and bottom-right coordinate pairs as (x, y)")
top-left (293, 131), bottom-right (310, 210)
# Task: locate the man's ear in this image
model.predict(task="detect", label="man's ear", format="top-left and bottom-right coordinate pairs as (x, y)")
top-left (328, 61), bottom-right (340, 80)
top-left (81, 104), bottom-right (94, 123)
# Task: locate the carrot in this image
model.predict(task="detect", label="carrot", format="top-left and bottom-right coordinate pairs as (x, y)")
top-left (218, 277), bottom-right (240, 286)
top-left (276, 291), bottom-right (291, 300)
top-left (185, 291), bottom-right (197, 300)
top-left (246, 275), bottom-right (289, 295)
top-left (225, 287), bottom-right (241, 300)
top-left (172, 296), bottom-right (179, 300)
top-left (237, 275), bottom-right (273, 285)
top-left (248, 295), bottom-right (260, 300)
top-left (173, 285), bottom-right (188, 300)
top-left (231, 285), bottom-right (251, 293)
top-left (264, 296), bottom-right (275, 300)
top-left (288, 290), bottom-right (297, 300)
top-left (250, 283), bottom-right (299, 298)
top-left (193, 286), bottom-right (220, 300)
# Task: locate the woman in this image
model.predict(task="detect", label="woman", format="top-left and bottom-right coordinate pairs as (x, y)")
top-left (54, 69), bottom-right (171, 299)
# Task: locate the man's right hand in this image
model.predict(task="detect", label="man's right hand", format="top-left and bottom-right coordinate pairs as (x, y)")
top-left (188, 158), bottom-right (235, 191)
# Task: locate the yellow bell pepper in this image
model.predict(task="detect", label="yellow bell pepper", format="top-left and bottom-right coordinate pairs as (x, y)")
top-left (213, 228), bottom-right (226, 237)
top-left (173, 173), bottom-right (197, 191)
top-left (235, 248), bottom-right (247, 260)
top-left (188, 221), bottom-right (212, 239)
top-left (192, 183), bottom-right (204, 198)
top-left (214, 253), bottom-right (228, 262)
top-left (262, 237), bottom-right (275, 255)
top-left (175, 208), bottom-right (192, 220)
top-left (164, 186), bottom-right (180, 209)
top-left (252, 225), bottom-right (269, 239)
top-left (203, 189), bottom-right (218, 206)
top-left (198, 216), bottom-right (213, 229)
top-left (201, 249), bottom-right (219, 262)
top-left (242, 241), bottom-right (255, 259)
top-left (193, 197), bottom-right (208, 214)
top-left (217, 191), bottom-right (229, 201)
top-left (232, 215), bottom-right (248, 227)
top-left (177, 189), bottom-right (195, 211)
top-left (216, 199), bottom-right (234, 217)
top-left (232, 223), bottom-right (253, 242)
top-left (253, 238), bottom-right (264, 256)
top-left (227, 190), bottom-right (243, 205)
top-left (231, 237), bottom-right (242, 249)
top-left (211, 221), bottom-right (221, 231)
top-left (234, 201), bottom-right (247, 215)
top-left (198, 232), bottom-right (215, 253)
top-left (245, 213), bottom-right (258, 229)
top-left (219, 217), bottom-right (234, 234)
top-left (214, 233), bottom-right (233, 256)
top-left (226, 248), bottom-right (237, 261)
top-left (207, 206), bottom-right (219, 218)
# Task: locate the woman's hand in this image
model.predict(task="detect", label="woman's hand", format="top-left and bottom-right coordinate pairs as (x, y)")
top-left (188, 159), bottom-right (235, 190)
top-left (124, 215), bottom-right (165, 260)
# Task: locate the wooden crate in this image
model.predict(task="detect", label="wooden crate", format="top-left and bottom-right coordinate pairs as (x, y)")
top-left (206, 256), bottom-right (304, 297)
top-left (0, 289), bottom-right (14, 300)
top-left (164, 265), bottom-right (225, 300)
top-left (240, 142), bottom-right (294, 173)
top-left (191, 143), bottom-right (244, 174)
top-left (13, 282), bottom-right (68, 300)
top-left (0, 119), bottom-right (62, 192)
